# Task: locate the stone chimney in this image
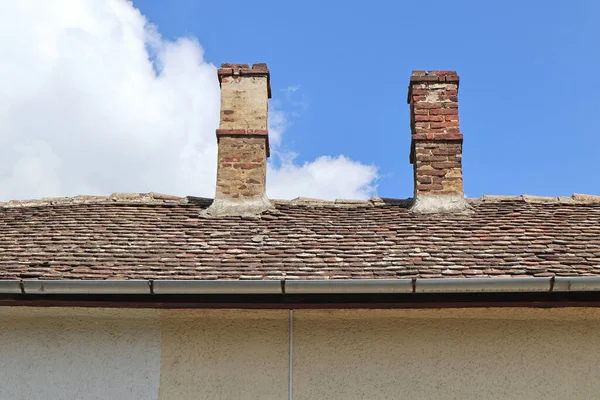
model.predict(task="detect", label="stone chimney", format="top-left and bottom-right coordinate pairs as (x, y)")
top-left (206, 63), bottom-right (272, 216)
top-left (407, 70), bottom-right (468, 213)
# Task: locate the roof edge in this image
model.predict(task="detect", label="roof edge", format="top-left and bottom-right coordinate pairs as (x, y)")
top-left (3, 276), bottom-right (600, 296)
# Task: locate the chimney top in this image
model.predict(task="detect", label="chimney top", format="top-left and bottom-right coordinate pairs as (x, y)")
top-left (217, 63), bottom-right (271, 98)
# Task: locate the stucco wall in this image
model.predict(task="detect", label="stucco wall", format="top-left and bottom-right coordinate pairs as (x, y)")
top-left (293, 309), bottom-right (600, 400)
top-left (2, 307), bottom-right (600, 399)
top-left (158, 309), bottom-right (289, 400)
top-left (0, 308), bottom-right (162, 400)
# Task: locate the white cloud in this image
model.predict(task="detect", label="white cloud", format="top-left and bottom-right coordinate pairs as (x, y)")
top-left (0, 0), bottom-right (377, 201)
top-left (268, 155), bottom-right (378, 200)
top-left (267, 103), bottom-right (377, 200)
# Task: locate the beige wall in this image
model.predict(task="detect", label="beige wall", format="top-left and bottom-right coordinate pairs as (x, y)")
top-left (2, 307), bottom-right (600, 399)
top-left (293, 309), bottom-right (600, 400)
top-left (158, 310), bottom-right (289, 400)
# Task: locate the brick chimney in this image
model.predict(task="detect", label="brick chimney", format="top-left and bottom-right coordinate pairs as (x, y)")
top-left (407, 70), bottom-right (468, 213)
top-left (206, 63), bottom-right (272, 216)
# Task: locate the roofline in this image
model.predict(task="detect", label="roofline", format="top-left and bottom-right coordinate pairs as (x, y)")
top-left (2, 276), bottom-right (600, 296)
top-left (2, 192), bottom-right (600, 209)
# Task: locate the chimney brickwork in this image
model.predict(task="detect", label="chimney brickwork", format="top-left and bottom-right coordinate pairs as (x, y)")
top-left (408, 70), bottom-right (468, 212)
top-left (207, 63), bottom-right (273, 216)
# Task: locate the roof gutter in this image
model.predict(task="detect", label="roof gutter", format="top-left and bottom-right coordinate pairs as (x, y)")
top-left (1, 276), bottom-right (600, 295)
top-left (285, 277), bottom-right (600, 294)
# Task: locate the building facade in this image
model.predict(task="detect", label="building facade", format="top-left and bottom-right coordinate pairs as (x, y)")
top-left (0, 64), bottom-right (599, 399)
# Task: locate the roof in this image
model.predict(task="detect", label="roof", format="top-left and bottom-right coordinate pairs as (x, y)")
top-left (0, 192), bottom-right (599, 281)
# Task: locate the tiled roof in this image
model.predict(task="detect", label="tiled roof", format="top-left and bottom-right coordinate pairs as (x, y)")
top-left (0, 193), bottom-right (599, 281)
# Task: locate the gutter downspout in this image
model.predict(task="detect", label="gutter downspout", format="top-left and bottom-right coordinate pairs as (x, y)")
top-left (289, 309), bottom-right (294, 400)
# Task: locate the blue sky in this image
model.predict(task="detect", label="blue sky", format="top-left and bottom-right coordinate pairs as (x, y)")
top-left (1, 1), bottom-right (598, 201)
top-left (134, 0), bottom-right (600, 198)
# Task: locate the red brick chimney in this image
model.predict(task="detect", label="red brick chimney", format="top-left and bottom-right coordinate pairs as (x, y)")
top-left (407, 70), bottom-right (468, 212)
top-left (206, 63), bottom-right (272, 216)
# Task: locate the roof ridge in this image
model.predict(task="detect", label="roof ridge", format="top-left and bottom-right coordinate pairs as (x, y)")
top-left (0, 192), bottom-right (191, 208)
top-left (272, 197), bottom-right (412, 208)
top-left (1, 193), bottom-right (599, 209)
top-left (477, 194), bottom-right (600, 204)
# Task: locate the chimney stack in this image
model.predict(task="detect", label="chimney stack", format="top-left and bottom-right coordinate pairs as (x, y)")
top-left (207, 63), bottom-right (272, 216)
top-left (407, 70), bottom-right (468, 213)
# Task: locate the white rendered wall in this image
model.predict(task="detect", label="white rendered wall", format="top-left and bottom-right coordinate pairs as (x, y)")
top-left (0, 308), bottom-right (161, 400)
